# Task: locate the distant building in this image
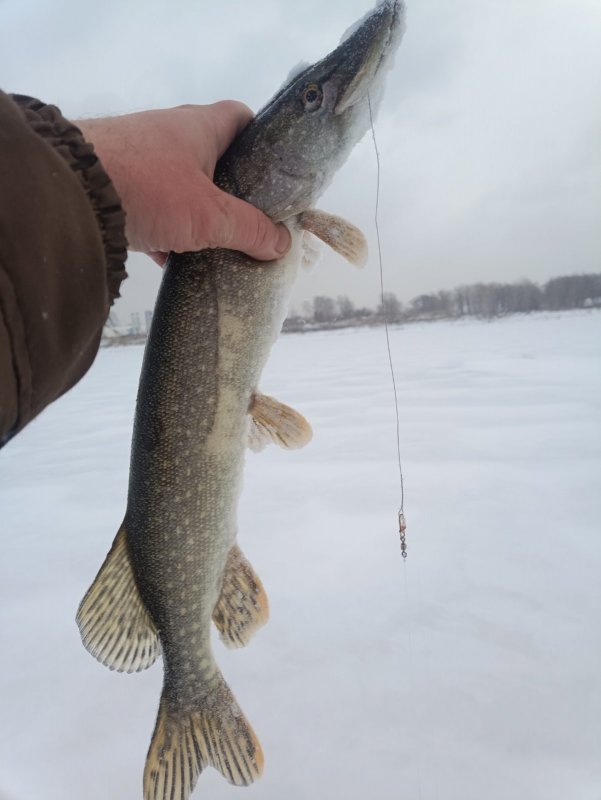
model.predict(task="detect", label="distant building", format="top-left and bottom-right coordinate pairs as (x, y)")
top-left (131, 312), bottom-right (141, 334)
top-left (101, 324), bottom-right (132, 340)
top-left (145, 310), bottom-right (153, 333)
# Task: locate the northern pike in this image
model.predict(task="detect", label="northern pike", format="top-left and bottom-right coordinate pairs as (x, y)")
top-left (77, 2), bottom-right (405, 798)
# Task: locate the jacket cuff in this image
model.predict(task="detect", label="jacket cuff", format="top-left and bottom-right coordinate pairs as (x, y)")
top-left (10, 95), bottom-right (128, 303)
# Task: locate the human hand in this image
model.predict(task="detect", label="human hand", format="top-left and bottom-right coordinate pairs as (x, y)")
top-left (76, 103), bottom-right (291, 264)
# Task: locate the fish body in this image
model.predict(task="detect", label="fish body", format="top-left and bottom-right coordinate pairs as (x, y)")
top-left (77, 3), bottom-right (405, 798)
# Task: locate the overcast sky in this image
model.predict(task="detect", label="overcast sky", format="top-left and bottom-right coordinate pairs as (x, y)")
top-left (2, 0), bottom-right (600, 321)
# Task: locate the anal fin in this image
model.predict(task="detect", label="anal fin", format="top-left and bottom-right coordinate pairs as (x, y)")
top-left (212, 545), bottom-right (269, 648)
top-left (76, 525), bottom-right (160, 673)
top-left (248, 391), bottom-right (312, 452)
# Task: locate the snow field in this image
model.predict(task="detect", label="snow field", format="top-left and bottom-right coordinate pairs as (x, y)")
top-left (1, 311), bottom-right (600, 800)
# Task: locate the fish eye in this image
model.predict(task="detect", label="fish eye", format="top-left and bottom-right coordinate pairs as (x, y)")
top-left (301, 83), bottom-right (323, 111)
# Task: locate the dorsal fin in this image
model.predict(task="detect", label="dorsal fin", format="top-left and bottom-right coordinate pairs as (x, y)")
top-left (76, 526), bottom-right (160, 673)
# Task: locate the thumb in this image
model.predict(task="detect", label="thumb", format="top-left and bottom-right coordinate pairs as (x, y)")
top-left (210, 190), bottom-right (291, 261)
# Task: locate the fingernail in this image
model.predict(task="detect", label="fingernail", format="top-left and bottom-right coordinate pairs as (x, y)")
top-left (275, 224), bottom-right (291, 256)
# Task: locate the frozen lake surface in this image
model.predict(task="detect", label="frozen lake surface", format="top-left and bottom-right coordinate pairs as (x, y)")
top-left (1, 311), bottom-right (600, 800)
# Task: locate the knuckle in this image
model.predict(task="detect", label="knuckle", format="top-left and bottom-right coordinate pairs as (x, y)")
top-left (196, 192), bottom-right (276, 256)
top-left (205, 195), bottom-right (236, 249)
top-left (248, 214), bottom-right (271, 252)
top-left (214, 99), bottom-right (253, 122)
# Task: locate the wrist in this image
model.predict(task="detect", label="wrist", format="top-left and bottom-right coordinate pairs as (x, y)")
top-left (76, 117), bottom-right (130, 210)
top-left (75, 113), bottom-right (157, 254)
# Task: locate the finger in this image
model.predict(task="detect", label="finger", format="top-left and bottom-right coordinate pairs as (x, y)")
top-left (208, 100), bottom-right (255, 159)
top-left (148, 251), bottom-right (168, 267)
top-left (210, 190), bottom-right (291, 260)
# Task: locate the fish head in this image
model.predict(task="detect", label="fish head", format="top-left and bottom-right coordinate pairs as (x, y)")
top-left (217, 0), bottom-right (406, 221)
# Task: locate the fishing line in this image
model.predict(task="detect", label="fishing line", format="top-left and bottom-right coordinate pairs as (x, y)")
top-left (367, 92), bottom-right (407, 559)
top-left (368, 92), bottom-right (441, 800)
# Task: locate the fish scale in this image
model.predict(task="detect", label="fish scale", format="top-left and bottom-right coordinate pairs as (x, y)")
top-left (129, 246), bottom-right (301, 705)
top-left (76, 3), bottom-right (406, 798)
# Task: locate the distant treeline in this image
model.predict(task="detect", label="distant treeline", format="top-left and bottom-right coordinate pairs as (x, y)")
top-left (284, 272), bottom-right (601, 331)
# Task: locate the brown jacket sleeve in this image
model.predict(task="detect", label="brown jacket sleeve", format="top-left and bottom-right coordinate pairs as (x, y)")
top-left (0, 91), bottom-right (127, 446)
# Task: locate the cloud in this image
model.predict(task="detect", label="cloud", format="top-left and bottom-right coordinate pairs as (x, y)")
top-left (1, 0), bottom-right (599, 319)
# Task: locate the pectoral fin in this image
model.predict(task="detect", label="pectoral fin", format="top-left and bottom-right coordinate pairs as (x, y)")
top-left (247, 392), bottom-right (312, 452)
top-left (212, 545), bottom-right (269, 648)
top-left (299, 208), bottom-right (368, 267)
top-left (301, 230), bottom-right (324, 269)
top-left (76, 525), bottom-right (160, 673)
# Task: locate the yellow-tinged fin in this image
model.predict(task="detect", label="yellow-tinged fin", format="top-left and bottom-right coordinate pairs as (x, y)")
top-left (301, 229), bottom-right (324, 269)
top-left (212, 545), bottom-right (269, 648)
top-left (248, 392), bottom-right (312, 452)
top-left (144, 682), bottom-right (264, 800)
top-left (299, 208), bottom-right (368, 267)
top-left (76, 526), bottom-right (160, 673)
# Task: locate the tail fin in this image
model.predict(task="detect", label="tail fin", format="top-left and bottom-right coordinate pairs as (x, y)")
top-left (144, 678), bottom-right (263, 800)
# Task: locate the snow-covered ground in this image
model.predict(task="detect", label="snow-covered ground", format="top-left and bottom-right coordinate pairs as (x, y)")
top-left (1, 311), bottom-right (600, 800)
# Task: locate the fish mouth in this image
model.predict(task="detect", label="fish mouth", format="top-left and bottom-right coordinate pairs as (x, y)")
top-left (332, 0), bottom-right (405, 114)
